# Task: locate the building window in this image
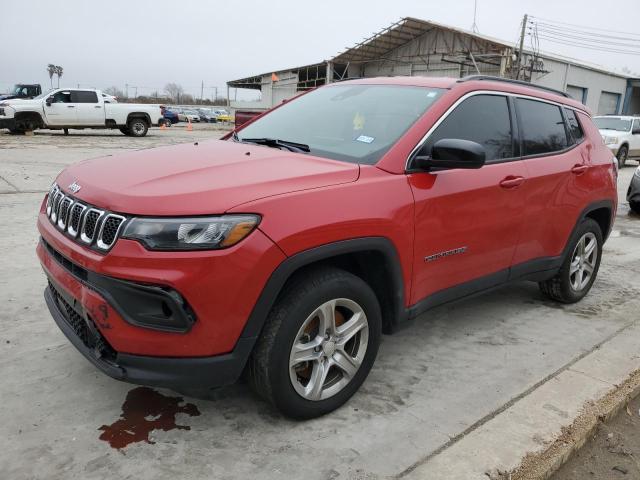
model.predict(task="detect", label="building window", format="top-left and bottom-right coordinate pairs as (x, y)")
top-left (598, 91), bottom-right (621, 115)
top-left (566, 85), bottom-right (587, 104)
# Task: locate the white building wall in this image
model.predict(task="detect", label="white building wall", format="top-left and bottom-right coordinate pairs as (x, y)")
top-left (530, 57), bottom-right (628, 113)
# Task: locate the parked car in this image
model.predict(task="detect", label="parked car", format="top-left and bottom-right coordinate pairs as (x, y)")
top-left (161, 106), bottom-right (180, 124)
top-left (176, 108), bottom-right (199, 123)
top-left (102, 92), bottom-right (118, 103)
top-left (197, 108), bottom-right (217, 123)
top-left (37, 76), bottom-right (616, 419)
top-left (628, 165), bottom-right (640, 214)
top-left (0, 83), bottom-right (42, 101)
top-left (593, 115), bottom-right (640, 168)
top-left (213, 108), bottom-right (232, 122)
top-left (0, 88), bottom-right (162, 136)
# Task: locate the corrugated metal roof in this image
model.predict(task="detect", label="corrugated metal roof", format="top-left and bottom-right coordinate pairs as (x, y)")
top-left (228, 17), bottom-right (631, 86)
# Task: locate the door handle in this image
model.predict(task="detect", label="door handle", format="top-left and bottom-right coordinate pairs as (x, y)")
top-left (94, 105), bottom-right (102, 108)
top-left (66, 105), bottom-right (75, 108)
top-left (499, 176), bottom-right (525, 189)
top-left (571, 164), bottom-right (588, 175)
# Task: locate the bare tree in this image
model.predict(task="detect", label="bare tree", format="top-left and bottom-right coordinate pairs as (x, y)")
top-left (54, 66), bottom-right (64, 88)
top-left (104, 86), bottom-right (125, 98)
top-left (164, 83), bottom-right (184, 103)
top-left (47, 64), bottom-right (56, 88)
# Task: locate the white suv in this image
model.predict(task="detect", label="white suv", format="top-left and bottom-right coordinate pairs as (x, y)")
top-left (594, 115), bottom-right (640, 168)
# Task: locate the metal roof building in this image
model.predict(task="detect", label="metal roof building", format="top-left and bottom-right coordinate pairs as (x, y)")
top-left (227, 17), bottom-right (640, 115)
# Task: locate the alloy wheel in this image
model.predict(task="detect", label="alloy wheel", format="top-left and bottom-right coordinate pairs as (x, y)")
top-left (289, 298), bottom-right (369, 401)
top-left (569, 232), bottom-right (598, 291)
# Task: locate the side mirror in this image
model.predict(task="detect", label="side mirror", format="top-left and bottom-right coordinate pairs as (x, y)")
top-left (412, 138), bottom-right (486, 171)
top-left (45, 97), bottom-right (53, 106)
top-left (632, 128), bottom-right (640, 135)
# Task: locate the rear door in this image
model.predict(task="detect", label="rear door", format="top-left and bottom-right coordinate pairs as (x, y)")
top-left (44, 90), bottom-right (78, 126)
top-left (512, 98), bottom-right (589, 266)
top-left (71, 90), bottom-right (104, 125)
top-left (408, 92), bottom-right (528, 305)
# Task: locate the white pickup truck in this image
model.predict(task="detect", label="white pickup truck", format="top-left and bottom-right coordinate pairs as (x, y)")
top-left (0, 88), bottom-right (163, 137)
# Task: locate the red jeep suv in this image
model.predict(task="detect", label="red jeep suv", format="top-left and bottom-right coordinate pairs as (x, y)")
top-left (38, 76), bottom-right (617, 419)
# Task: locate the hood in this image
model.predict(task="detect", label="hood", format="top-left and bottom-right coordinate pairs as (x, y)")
top-left (0, 97), bottom-right (38, 106)
top-left (56, 139), bottom-right (360, 215)
top-left (598, 129), bottom-right (628, 137)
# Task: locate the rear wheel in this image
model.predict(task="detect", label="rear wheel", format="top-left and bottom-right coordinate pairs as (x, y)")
top-left (539, 218), bottom-right (603, 303)
top-left (630, 201), bottom-right (640, 215)
top-left (248, 267), bottom-right (381, 419)
top-left (127, 118), bottom-right (148, 137)
top-left (617, 145), bottom-right (628, 168)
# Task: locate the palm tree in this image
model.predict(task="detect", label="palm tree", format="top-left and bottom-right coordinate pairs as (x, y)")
top-left (55, 66), bottom-right (64, 88)
top-left (47, 64), bottom-right (56, 88)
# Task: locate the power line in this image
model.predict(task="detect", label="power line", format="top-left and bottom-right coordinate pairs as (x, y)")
top-left (529, 15), bottom-right (640, 38)
top-left (535, 34), bottom-right (640, 56)
top-left (534, 28), bottom-right (640, 48)
top-left (533, 22), bottom-right (640, 43)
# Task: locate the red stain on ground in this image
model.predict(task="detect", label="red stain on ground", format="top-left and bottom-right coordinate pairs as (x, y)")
top-left (98, 387), bottom-right (201, 449)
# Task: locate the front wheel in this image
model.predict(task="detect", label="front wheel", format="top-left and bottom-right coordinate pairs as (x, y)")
top-left (127, 118), bottom-right (148, 137)
top-left (539, 218), bottom-right (603, 303)
top-left (248, 267), bottom-right (381, 419)
top-left (617, 145), bottom-right (628, 168)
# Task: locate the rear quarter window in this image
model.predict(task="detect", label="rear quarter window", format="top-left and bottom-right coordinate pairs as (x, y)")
top-left (565, 108), bottom-right (584, 143)
top-left (516, 98), bottom-right (569, 156)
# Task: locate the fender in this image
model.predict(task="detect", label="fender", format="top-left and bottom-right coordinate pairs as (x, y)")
top-left (239, 237), bottom-right (407, 340)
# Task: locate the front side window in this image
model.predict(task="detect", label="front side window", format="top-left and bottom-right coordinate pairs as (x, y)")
top-left (72, 91), bottom-right (98, 103)
top-left (421, 94), bottom-right (513, 162)
top-left (51, 91), bottom-right (71, 103)
top-left (237, 84), bottom-right (444, 165)
top-left (565, 109), bottom-right (584, 143)
top-left (633, 119), bottom-right (640, 133)
top-left (516, 98), bottom-right (568, 156)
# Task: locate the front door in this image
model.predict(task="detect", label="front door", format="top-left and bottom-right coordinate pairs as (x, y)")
top-left (408, 93), bottom-right (528, 305)
top-left (44, 90), bottom-right (77, 126)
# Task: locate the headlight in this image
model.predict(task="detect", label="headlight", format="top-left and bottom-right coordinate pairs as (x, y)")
top-left (122, 214), bottom-right (260, 250)
top-left (603, 136), bottom-right (619, 145)
top-left (635, 166), bottom-right (640, 178)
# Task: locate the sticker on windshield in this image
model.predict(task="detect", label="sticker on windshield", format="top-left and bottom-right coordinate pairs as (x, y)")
top-left (427, 91), bottom-right (437, 97)
top-left (355, 135), bottom-right (375, 144)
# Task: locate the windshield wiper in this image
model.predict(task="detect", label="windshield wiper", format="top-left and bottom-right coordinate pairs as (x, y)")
top-left (239, 137), bottom-right (310, 153)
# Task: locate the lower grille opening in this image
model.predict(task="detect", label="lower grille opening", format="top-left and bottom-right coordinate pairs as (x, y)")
top-left (48, 281), bottom-right (117, 362)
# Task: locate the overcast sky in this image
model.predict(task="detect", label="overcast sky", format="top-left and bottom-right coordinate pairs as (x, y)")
top-left (3, 0), bottom-right (640, 99)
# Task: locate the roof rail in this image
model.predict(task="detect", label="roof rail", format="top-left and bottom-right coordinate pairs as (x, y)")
top-left (457, 75), bottom-right (571, 98)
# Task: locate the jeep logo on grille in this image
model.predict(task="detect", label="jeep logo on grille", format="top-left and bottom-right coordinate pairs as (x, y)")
top-left (68, 182), bottom-right (81, 194)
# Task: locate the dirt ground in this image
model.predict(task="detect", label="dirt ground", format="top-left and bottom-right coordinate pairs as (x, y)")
top-left (551, 394), bottom-right (640, 479)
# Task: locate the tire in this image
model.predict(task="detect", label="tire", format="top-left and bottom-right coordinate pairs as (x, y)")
top-left (539, 218), bottom-right (603, 303)
top-left (248, 267), bottom-right (382, 419)
top-left (617, 145), bottom-right (628, 168)
top-left (127, 118), bottom-right (148, 137)
top-left (119, 127), bottom-right (131, 136)
top-left (630, 201), bottom-right (640, 215)
top-left (63, 128), bottom-right (69, 135)
top-left (8, 128), bottom-right (24, 135)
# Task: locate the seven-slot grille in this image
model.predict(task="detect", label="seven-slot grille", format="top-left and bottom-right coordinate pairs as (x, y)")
top-left (46, 184), bottom-right (127, 251)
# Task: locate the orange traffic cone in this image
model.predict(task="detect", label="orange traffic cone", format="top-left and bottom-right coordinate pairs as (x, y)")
top-left (160, 122), bottom-right (167, 130)
top-left (187, 118), bottom-right (193, 131)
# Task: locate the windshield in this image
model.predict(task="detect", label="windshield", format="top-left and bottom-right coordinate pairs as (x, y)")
top-left (236, 84), bottom-right (444, 164)
top-left (594, 117), bottom-right (632, 132)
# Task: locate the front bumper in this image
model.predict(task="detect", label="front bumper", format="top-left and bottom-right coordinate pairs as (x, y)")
top-left (627, 172), bottom-right (640, 203)
top-left (44, 280), bottom-right (253, 389)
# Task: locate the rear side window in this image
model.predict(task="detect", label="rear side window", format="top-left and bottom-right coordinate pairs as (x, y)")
top-left (424, 94), bottom-right (513, 161)
top-left (516, 98), bottom-right (568, 156)
top-left (72, 91), bottom-right (98, 103)
top-left (565, 109), bottom-right (584, 143)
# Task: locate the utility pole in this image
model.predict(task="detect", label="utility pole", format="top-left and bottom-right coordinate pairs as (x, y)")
top-left (201, 81), bottom-right (204, 103)
top-left (125, 83), bottom-right (129, 99)
top-left (471, 0), bottom-right (479, 33)
top-left (515, 14), bottom-right (527, 80)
